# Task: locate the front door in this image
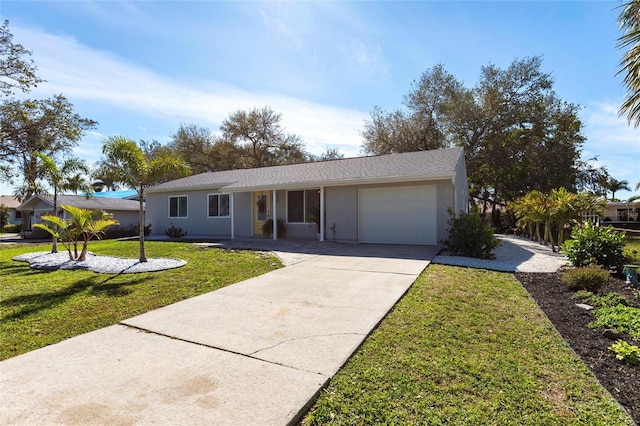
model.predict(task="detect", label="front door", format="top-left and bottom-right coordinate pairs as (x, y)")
top-left (253, 191), bottom-right (271, 236)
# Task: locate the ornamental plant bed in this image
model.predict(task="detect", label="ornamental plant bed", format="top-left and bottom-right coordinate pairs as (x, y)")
top-left (516, 271), bottom-right (640, 423)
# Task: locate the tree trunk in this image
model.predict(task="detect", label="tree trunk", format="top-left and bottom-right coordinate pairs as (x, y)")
top-left (138, 189), bottom-right (147, 262)
top-left (51, 190), bottom-right (58, 253)
top-left (545, 220), bottom-right (556, 252)
top-left (78, 240), bottom-right (88, 261)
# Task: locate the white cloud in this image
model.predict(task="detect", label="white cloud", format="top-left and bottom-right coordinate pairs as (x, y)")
top-left (15, 25), bottom-right (367, 158)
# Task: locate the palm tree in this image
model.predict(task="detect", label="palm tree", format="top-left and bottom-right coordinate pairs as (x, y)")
top-left (617, 0), bottom-right (640, 127)
top-left (548, 187), bottom-right (576, 249)
top-left (606, 178), bottom-right (631, 201)
top-left (37, 154), bottom-right (91, 253)
top-left (34, 204), bottom-right (119, 261)
top-left (63, 173), bottom-right (92, 195)
top-left (98, 136), bottom-right (190, 262)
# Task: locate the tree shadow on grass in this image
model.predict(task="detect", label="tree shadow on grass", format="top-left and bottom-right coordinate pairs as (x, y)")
top-left (0, 273), bottom-right (154, 322)
top-left (0, 262), bottom-right (50, 277)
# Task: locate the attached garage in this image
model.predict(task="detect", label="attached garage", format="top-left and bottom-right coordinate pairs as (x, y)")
top-left (358, 185), bottom-right (437, 245)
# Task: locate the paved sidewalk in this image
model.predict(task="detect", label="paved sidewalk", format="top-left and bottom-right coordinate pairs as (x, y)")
top-left (433, 234), bottom-right (568, 272)
top-left (1, 243), bottom-right (437, 426)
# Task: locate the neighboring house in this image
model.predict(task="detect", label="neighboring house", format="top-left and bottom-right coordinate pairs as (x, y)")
top-left (18, 194), bottom-right (143, 238)
top-left (600, 201), bottom-right (640, 223)
top-left (146, 147), bottom-right (468, 245)
top-left (0, 195), bottom-right (22, 226)
top-left (91, 190), bottom-right (140, 200)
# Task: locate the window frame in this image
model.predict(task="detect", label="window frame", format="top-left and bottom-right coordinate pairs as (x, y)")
top-left (207, 193), bottom-right (230, 218)
top-left (286, 189), bottom-right (320, 224)
top-left (168, 195), bottom-right (188, 218)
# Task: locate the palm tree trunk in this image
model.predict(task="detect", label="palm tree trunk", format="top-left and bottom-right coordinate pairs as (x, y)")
top-left (51, 190), bottom-right (58, 253)
top-left (545, 220), bottom-right (556, 252)
top-left (78, 235), bottom-right (89, 261)
top-left (138, 189), bottom-right (147, 263)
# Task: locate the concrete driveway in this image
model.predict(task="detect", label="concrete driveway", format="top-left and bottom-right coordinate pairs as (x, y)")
top-left (1, 242), bottom-right (437, 426)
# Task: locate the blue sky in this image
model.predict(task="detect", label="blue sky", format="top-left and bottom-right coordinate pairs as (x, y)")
top-left (1, 0), bottom-right (638, 198)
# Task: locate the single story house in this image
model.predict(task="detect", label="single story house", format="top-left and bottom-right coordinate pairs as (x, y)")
top-left (91, 189), bottom-right (140, 200)
top-left (18, 194), bottom-right (142, 238)
top-left (600, 201), bottom-right (639, 223)
top-left (146, 147), bottom-right (468, 246)
top-left (0, 195), bottom-right (22, 226)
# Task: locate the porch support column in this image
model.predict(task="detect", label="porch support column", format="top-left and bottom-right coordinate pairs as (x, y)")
top-left (272, 189), bottom-right (278, 240)
top-left (319, 186), bottom-right (325, 242)
top-left (230, 192), bottom-right (235, 239)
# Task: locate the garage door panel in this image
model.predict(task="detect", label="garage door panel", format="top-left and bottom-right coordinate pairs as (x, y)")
top-left (358, 185), bottom-right (437, 245)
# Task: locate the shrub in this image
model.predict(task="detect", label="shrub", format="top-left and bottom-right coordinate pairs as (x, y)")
top-left (165, 223), bottom-right (187, 238)
top-left (609, 340), bottom-right (640, 366)
top-left (1, 223), bottom-right (21, 233)
top-left (0, 204), bottom-right (8, 228)
top-left (572, 291), bottom-right (629, 308)
top-left (441, 208), bottom-right (500, 259)
top-left (561, 222), bottom-right (626, 271)
top-left (103, 224), bottom-right (151, 240)
top-left (561, 267), bottom-right (610, 292)
top-left (262, 218), bottom-right (286, 237)
top-left (590, 305), bottom-right (640, 340)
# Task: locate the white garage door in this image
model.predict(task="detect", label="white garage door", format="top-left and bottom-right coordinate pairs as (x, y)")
top-left (358, 185), bottom-right (437, 245)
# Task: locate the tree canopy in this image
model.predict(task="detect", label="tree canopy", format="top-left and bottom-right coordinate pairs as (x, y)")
top-left (158, 107), bottom-right (332, 173)
top-left (0, 94), bottom-right (97, 198)
top-left (617, 0), bottom-right (640, 127)
top-left (221, 106), bottom-right (307, 168)
top-left (0, 20), bottom-right (42, 97)
top-left (362, 57), bottom-right (586, 204)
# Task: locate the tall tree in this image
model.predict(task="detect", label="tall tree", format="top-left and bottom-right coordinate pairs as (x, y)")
top-left (0, 94), bottom-right (97, 196)
top-left (169, 124), bottom-right (240, 173)
top-left (362, 64), bottom-right (461, 155)
top-left (362, 57), bottom-right (585, 205)
top-left (221, 106), bottom-right (307, 168)
top-left (0, 20), bottom-right (42, 97)
top-left (37, 153), bottom-right (91, 253)
top-left (98, 136), bottom-right (190, 262)
top-left (605, 177), bottom-right (631, 200)
top-left (617, 0), bottom-right (640, 127)
top-left (308, 147), bottom-right (344, 162)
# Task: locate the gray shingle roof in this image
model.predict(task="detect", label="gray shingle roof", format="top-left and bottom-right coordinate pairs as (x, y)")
top-left (148, 147), bottom-right (464, 193)
top-left (19, 194), bottom-right (141, 211)
top-left (0, 195), bottom-right (21, 209)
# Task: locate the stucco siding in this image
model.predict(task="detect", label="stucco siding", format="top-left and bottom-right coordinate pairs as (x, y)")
top-left (325, 186), bottom-right (358, 243)
top-left (147, 189), bottom-right (231, 237)
top-left (113, 211), bottom-right (140, 229)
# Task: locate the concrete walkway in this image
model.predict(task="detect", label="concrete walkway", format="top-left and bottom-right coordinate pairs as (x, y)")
top-left (1, 242), bottom-right (438, 426)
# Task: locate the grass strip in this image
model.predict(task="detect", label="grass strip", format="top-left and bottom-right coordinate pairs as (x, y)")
top-left (0, 240), bottom-right (281, 360)
top-left (303, 264), bottom-right (632, 425)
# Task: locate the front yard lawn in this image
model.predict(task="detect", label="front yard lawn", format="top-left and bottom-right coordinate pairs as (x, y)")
top-left (0, 240), bottom-right (281, 360)
top-left (303, 265), bottom-right (632, 425)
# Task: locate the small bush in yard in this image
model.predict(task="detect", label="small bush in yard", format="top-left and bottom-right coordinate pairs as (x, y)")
top-left (441, 208), bottom-right (500, 259)
top-left (609, 340), bottom-right (640, 366)
top-left (590, 305), bottom-right (640, 340)
top-left (561, 267), bottom-right (610, 292)
top-left (572, 291), bottom-right (629, 308)
top-left (165, 223), bottom-right (187, 238)
top-left (561, 222), bottom-right (626, 271)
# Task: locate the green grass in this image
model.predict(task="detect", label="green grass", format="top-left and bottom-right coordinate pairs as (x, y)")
top-left (626, 237), bottom-right (640, 252)
top-left (0, 240), bottom-right (281, 360)
top-left (302, 265), bottom-right (632, 425)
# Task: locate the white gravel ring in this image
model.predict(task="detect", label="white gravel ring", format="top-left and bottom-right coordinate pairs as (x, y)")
top-left (13, 252), bottom-right (186, 274)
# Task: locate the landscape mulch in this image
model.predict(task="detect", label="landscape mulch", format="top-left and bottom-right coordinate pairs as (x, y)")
top-left (516, 271), bottom-right (639, 424)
